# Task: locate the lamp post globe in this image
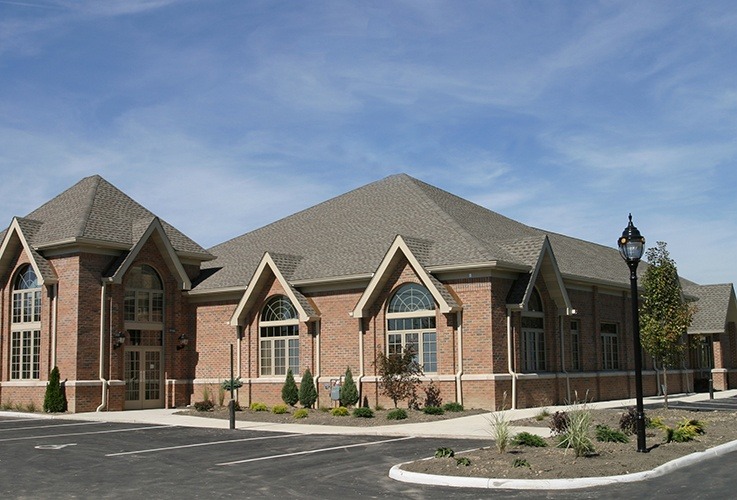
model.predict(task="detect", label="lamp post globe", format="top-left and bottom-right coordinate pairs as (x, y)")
top-left (618, 213), bottom-right (648, 453)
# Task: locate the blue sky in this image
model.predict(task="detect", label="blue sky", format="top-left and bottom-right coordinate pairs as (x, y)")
top-left (1, 0), bottom-right (736, 286)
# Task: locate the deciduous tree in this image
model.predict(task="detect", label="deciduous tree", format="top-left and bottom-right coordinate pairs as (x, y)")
top-left (640, 241), bottom-right (695, 408)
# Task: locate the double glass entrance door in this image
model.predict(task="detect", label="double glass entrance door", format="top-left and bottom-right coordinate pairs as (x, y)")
top-left (124, 348), bottom-right (162, 409)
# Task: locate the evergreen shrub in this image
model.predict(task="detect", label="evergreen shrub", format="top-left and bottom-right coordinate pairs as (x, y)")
top-left (43, 366), bottom-right (67, 413)
top-left (299, 369), bottom-right (317, 408)
top-left (282, 369), bottom-right (299, 406)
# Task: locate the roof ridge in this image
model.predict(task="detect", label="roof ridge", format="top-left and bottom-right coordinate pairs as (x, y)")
top-left (78, 175), bottom-right (103, 239)
top-left (402, 176), bottom-right (496, 261)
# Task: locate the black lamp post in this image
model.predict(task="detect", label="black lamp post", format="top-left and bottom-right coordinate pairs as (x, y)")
top-left (618, 214), bottom-right (648, 453)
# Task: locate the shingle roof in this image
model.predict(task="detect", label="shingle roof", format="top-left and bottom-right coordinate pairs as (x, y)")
top-left (685, 283), bottom-right (737, 334)
top-left (198, 174), bottom-right (641, 291)
top-left (18, 175), bottom-right (210, 259)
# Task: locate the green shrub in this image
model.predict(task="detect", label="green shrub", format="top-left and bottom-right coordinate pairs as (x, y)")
top-left (595, 424), bottom-right (629, 443)
top-left (664, 418), bottom-right (706, 443)
top-left (43, 366), bottom-right (67, 413)
top-left (512, 458), bottom-right (530, 468)
top-left (272, 404), bottom-right (288, 414)
top-left (0, 401), bottom-right (13, 411)
top-left (221, 377), bottom-right (243, 395)
top-left (442, 402), bottom-right (464, 412)
top-left (299, 369), bottom-right (317, 408)
top-left (649, 416), bottom-right (666, 429)
top-left (249, 402), bottom-right (268, 412)
top-left (319, 405), bottom-right (330, 412)
top-left (387, 408), bottom-right (408, 420)
top-left (423, 406), bottom-right (444, 415)
top-left (194, 400), bottom-right (214, 412)
top-left (353, 407), bottom-right (374, 418)
top-left (512, 432), bottom-right (547, 447)
top-left (217, 383), bottom-right (226, 407)
top-left (549, 411), bottom-right (570, 435)
top-left (282, 369), bottom-right (298, 406)
top-left (293, 408), bottom-right (309, 419)
top-left (25, 402), bottom-right (37, 413)
top-left (556, 404), bottom-right (594, 457)
top-left (331, 406), bottom-right (350, 416)
top-left (423, 381), bottom-right (443, 408)
top-left (340, 367), bottom-right (359, 407)
top-left (455, 457), bottom-right (471, 467)
top-left (434, 447), bottom-right (454, 458)
top-left (201, 385), bottom-right (211, 404)
top-left (14, 402), bottom-right (24, 411)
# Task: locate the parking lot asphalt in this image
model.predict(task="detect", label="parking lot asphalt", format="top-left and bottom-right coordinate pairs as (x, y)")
top-left (3, 390), bottom-right (737, 499)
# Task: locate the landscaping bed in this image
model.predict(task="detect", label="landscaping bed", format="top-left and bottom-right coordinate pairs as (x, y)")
top-left (176, 404), bottom-right (486, 427)
top-left (399, 407), bottom-right (737, 479)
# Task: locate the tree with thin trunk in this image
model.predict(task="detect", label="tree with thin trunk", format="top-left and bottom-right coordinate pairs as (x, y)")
top-left (639, 241), bottom-right (695, 408)
top-left (374, 345), bottom-right (423, 408)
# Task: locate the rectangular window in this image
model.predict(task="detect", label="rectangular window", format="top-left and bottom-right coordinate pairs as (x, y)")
top-left (423, 332), bottom-right (437, 372)
top-left (601, 322), bottom-right (619, 370)
top-left (259, 333), bottom-right (300, 376)
top-left (570, 320), bottom-right (581, 371)
top-left (10, 330), bottom-right (40, 380)
top-left (522, 329), bottom-right (546, 371)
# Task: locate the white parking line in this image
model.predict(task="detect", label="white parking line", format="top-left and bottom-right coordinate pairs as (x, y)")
top-left (0, 425), bottom-right (166, 443)
top-left (216, 436), bottom-right (416, 466)
top-left (106, 433), bottom-right (295, 457)
top-left (0, 418), bottom-right (48, 424)
top-left (0, 421), bottom-right (105, 432)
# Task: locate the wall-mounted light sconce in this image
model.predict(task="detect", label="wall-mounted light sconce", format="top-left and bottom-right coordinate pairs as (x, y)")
top-left (177, 333), bottom-right (189, 350)
top-left (113, 331), bottom-right (126, 349)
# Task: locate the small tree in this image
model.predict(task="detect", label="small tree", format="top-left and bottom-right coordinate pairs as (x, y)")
top-left (281, 368), bottom-right (298, 406)
top-left (640, 241), bottom-right (695, 408)
top-left (374, 345), bottom-right (423, 408)
top-left (43, 366), bottom-right (67, 413)
top-left (340, 367), bottom-right (359, 407)
top-left (299, 368), bottom-right (317, 408)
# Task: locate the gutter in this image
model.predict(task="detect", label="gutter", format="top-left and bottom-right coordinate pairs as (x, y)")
top-left (96, 282), bottom-right (109, 412)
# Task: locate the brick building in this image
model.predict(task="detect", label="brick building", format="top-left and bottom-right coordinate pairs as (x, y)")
top-left (1, 174), bottom-right (735, 412)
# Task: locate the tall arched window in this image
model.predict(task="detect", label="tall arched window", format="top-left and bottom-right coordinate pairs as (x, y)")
top-left (11, 265), bottom-right (41, 380)
top-left (387, 283), bottom-right (437, 373)
top-left (124, 265), bottom-right (164, 324)
top-left (521, 287), bottom-right (545, 371)
top-left (260, 295), bottom-right (299, 376)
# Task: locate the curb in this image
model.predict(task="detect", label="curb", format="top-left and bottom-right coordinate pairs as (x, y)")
top-left (389, 439), bottom-right (737, 490)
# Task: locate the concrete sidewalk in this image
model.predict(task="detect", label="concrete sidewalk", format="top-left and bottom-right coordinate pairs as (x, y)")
top-left (11, 388), bottom-right (737, 439)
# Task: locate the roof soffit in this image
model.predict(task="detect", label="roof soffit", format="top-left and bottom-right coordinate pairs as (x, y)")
top-left (230, 252), bottom-right (319, 326)
top-left (352, 235), bottom-right (460, 318)
top-left (105, 218), bottom-right (191, 290)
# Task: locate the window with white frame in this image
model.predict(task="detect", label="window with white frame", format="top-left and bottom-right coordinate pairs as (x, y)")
top-left (387, 283), bottom-right (437, 373)
top-left (601, 322), bottom-right (619, 370)
top-left (11, 265), bottom-right (41, 380)
top-left (260, 295), bottom-right (300, 376)
top-left (521, 288), bottom-right (545, 371)
top-left (570, 319), bottom-right (581, 371)
top-left (124, 265), bottom-right (164, 324)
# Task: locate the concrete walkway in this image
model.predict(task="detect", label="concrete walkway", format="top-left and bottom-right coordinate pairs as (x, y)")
top-left (9, 388), bottom-right (737, 439)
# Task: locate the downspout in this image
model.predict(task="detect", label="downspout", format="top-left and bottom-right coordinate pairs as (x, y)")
top-left (51, 284), bottom-right (58, 369)
top-left (455, 310), bottom-right (463, 406)
top-left (506, 309), bottom-right (517, 410)
top-left (235, 325), bottom-right (242, 405)
top-left (358, 318), bottom-right (364, 404)
top-left (314, 320), bottom-right (321, 406)
top-left (96, 282), bottom-right (109, 412)
top-left (560, 313), bottom-right (571, 403)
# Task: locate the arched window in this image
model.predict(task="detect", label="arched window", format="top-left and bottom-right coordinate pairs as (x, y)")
top-left (124, 265), bottom-right (164, 324)
top-left (11, 265), bottom-right (41, 380)
top-left (387, 283), bottom-right (437, 373)
top-left (521, 287), bottom-right (545, 371)
top-left (260, 295), bottom-right (299, 376)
